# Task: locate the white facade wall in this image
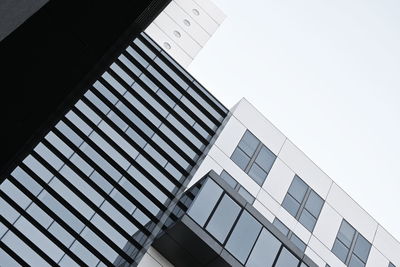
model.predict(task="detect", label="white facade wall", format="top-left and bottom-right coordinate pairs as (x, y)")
top-left (145, 0), bottom-right (225, 68)
top-left (190, 98), bottom-right (400, 266)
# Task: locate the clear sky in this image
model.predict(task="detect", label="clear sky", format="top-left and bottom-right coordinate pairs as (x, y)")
top-left (188, 0), bottom-right (400, 240)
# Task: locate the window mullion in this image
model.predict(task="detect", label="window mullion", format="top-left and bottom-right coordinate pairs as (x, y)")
top-left (244, 143), bottom-right (263, 173)
top-left (295, 188), bottom-right (311, 219)
top-left (345, 232), bottom-right (359, 265)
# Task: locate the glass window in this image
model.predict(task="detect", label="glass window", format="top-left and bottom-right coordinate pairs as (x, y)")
top-left (84, 90), bottom-right (110, 115)
top-left (22, 155), bottom-right (54, 183)
top-left (220, 170), bottom-right (238, 188)
top-left (289, 234), bottom-right (307, 252)
top-left (298, 209), bottom-right (317, 232)
top-left (100, 201), bottom-right (138, 236)
top-left (225, 211), bottom-right (262, 263)
top-left (75, 100), bottom-right (101, 126)
top-left (65, 112), bottom-right (92, 137)
top-left (246, 229), bottom-right (281, 267)
top-left (55, 121), bottom-right (83, 147)
top-left (93, 80), bottom-right (119, 105)
top-left (118, 54), bottom-right (141, 77)
top-left (348, 254), bottom-right (365, 267)
top-left (353, 234), bottom-right (371, 262)
top-left (102, 71), bottom-right (127, 95)
top-left (0, 247), bottom-right (24, 267)
top-left (282, 194), bottom-right (301, 217)
top-left (304, 191), bottom-right (324, 217)
top-left (238, 186), bottom-right (255, 204)
top-left (69, 239), bottom-right (99, 266)
top-left (131, 83), bottom-right (168, 118)
top-left (90, 214), bottom-right (127, 248)
top-left (337, 220), bottom-right (356, 247)
top-left (166, 114), bottom-right (203, 150)
top-left (273, 219), bottom-right (290, 236)
top-left (288, 176), bottom-right (308, 203)
top-left (205, 195), bottom-right (241, 243)
top-left (154, 57), bottom-right (188, 90)
top-left (147, 66), bottom-right (182, 99)
top-left (159, 124), bottom-right (197, 159)
top-left (274, 247), bottom-right (300, 267)
top-left (46, 130), bottom-right (75, 158)
top-left (126, 46), bottom-right (148, 68)
top-left (332, 239), bottom-right (349, 263)
top-left (247, 163), bottom-right (267, 185)
top-left (26, 203), bottom-right (53, 228)
top-left (133, 38), bottom-right (156, 59)
top-left (254, 146), bottom-right (276, 173)
top-left (110, 62), bottom-right (134, 86)
top-left (188, 179), bottom-right (223, 227)
top-left (34, 143), bottom-right (64, 171)
top-left (231, 148), bottom-right (250, 170)
top-left (136, 155), bottom-right (175, 192)
top-left (0, 180), bottom-right (31, 210)
top-left (48, 222), bottom-right (75, 248)
top-left (389, 263), bottom-right (396, 267)
top-left (0, 196), bottom-right (20, 224)
top-left (11, 167), bottom-right (42, 196)
top-left (238, 131), bottom-right (259, 157)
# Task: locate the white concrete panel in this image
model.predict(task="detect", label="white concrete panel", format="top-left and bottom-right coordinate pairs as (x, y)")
top-left (366, 246), bottom-right (389, 267)
top-left (153, 12), bottom-right (202, 58)
top-left (214, 115), bottom-right (246, 158)
top-left (253, 200), bottom-right (275, 222)
top-left (275, 206), bottom-right (297, 231)
top-left (373, 225), bottom-right (400, 266)
top-left (192, 0), bottom-right (226, 24)
top-left (326, 183), bottom-right (378, 242)
top-left (278, 139), bottom-right (332, 199)
top-left (174, 0), bottom-right (219, 35)
top-left (187, 155), bottom-right (223, 188)
top-left (146, 247), bottom-right (174, 267)
top-left (305, 247), bottom-right (326, 267)
top-left (145, 23), bottom-right (192, 67)
top-left (308, 236), bottom-right (346, 267)
top-left (262, 158), bottom-right (295, 203)
top-left (313, 203), bottom-right (342, 249)
top-left (256, 189), bottom-right (281, 216)
top-left (292, 222), bottom-right (312, 245)
top-left (231, 98), bottom-right (287, 155)
top-left (164, 2), bottom-right (210, 47)
top-left (207, 145), bottom-right (260, 196)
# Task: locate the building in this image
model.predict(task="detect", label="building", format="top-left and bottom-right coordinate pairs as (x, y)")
top-left (1, 1), bottom-right (400, 267)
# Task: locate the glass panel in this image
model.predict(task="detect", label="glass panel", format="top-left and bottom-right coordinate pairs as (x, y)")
top-left (305, 190), bottom-right (324, 217)
top-left (154, 57), bottom-right (188, 90)
top-left (56, 121), bottom-right (84, 147)
top-left (332, 239), bottom-right (349, 263)
top-left (282, 194), bottom-right (301, 217)
top-left (65, 111), bottom-right (92, 137)
top-left (69, 240), bottom-right (99, 266)
top-left (22, 155), bottom-right (54, 183)
top-left (220, 170), bottom-right (238, 188)
top-left (274, 247), bottom-right (300, 267)
top-left (48, 222), bottom-right (75, 248)
top-left (349, 254), bottom-right (365, 267)
top-left (34, 143), bottom-right (63, 171)
top-left (11, 167), bottom-right (42, 196)
top-left (110, 62), bottom-right (134, 86)
top-left (0, 247), bottom-right (23, 267)
top-left (187, 179), bottom-right (223, 227)
top-left (288, 176), bottom-right (308, 203)
top-left (337, 220), bottom-right (356, 247)
top-left (126, 46), bottom-right (148, 67)
top-left (131, 83), bottom-right (168, 117)
top-left (0, 197), bottom-right (20, 224)
top-left (273, 219), bottom-right (290, 236)
top-left (93, 80), bottom-right (119, 105)
top-left (205, 195), bottom-right (241, 243)
top-left (246, 229), bottom-right (281, 267)
top-left (118, 54), bottom-right (141, 76)
top-left (91, 214), bottom-right (126, 248)
top-left (353, 234), bottom-right (371, 262)
top-left (231, 148), bottom-right (250, 170)
top-left (26, 203), bottom-right (53, 228)
top-left (298, 209), bottom-right (317, 232)
top-left (0, 180), bottom-right (31, 210)
top-left (102, 72), bottom-right (127, 95)
top-left (238, 131), bottom-right (259, 156)
top-left (133, 38), bottom-right (156, 59)
top-left (238, 187), bottom-right (255, 204)
top-left (84, 90), bottom-right (110, 115)
top-left (289, 234), bottom-right (307, 252)
top-left (225, 211), bottom-right (262, 264)
top-left (255, 146), bottom-right (276, 173)
top-left (248, 163), bottom-right (267, 185)
top-left (158, 125), bottom-right (197, 159)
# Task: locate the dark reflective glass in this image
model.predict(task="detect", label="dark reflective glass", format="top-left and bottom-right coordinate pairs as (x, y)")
top-left (238, 187), bottom-right (255, 204)
top-left (275, 247), bottom-right (300, 267)
top-left (205, 195), bottom-right (241, 243)
top-left (282, 194), bottom-right (301, 217)
top-left (187, 179), bottom-right (223, 227)
top-left (226, 211), bottom-right (262, 263)
top-left (238, 131), bottom-right (259, 156)
top-left (288, 176), bottom-right (308, 203)
top-left (220, 170), bottom-right (238, 188)
top-left (337, 220), bottom-right (356, 247)
top-left (273, 219), bottom-right (290, 236)
top-left (305, 190), bottom-right (324, 217)
top-left (246, 229), bottom-right (281, 267)
top-left (231, 148), bottom-right (251, 170)
top-left (255, 146), bottom-right (276, 173)
top-left (353, 234), bottom-right (371, 262)
top-left (299, 209), bottom-right (317, 232)
top-left (332, 239), bottom-right (349, 263)
top-left (389, 263), bottom-right (396, 267)
top-left (248, 163), bottom-right (267, 185)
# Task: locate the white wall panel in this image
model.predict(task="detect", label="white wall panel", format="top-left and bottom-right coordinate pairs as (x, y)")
top-left (326, 183), bottom-right (378, 242)
top-left (313, 203), bottom-right (342, 249)
top-left (278, 139), bottom-right (332, 199)
top-left (214, 115), bottom-right (246, 157)
top-left (232, 98), bottom-right (286, 155)
top-left (308, 236), bottom-right (346, 267)
top-left (366, 246), bottom-right (390, 267)
top-left (192, 0), bottom-right (226, 24)
top-left (187, 155), bottom-right (223, 188)
top-left (256, 189), bottom-right (281, 216)
top-left (373, 225), bottom-right (400, 266)
top-left (253, 200), bottom-right (275, 222)
top-left (262, 158), bottom-right (295, 203)
top-left (305, 247), bottom-right (326, 267)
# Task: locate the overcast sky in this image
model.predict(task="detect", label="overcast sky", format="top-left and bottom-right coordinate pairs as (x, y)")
top-left (189, 0), bottom-right (400, 240)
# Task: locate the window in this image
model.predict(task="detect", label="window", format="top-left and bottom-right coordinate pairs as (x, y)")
top-left (273, 219), bottom-right (307, 253)
top-left (220, 170), bottom-right (255, 204)
top-left (332, 220), bottom-right (371, 267)
top-left (389, 263), bottom-right (396, 267)
top-left (282, 176), bottom-right (324, 232)
top-left (231, 130), bottom-right (276, 185)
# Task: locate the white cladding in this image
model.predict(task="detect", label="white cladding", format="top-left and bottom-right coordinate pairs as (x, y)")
top-left (145, 0), bottom-right (225, 67)
top-left (190, 98), bottom-right (400, 266)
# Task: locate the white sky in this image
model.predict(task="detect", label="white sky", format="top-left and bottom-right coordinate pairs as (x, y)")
top-left (188, 0), bottom-right (400, 241)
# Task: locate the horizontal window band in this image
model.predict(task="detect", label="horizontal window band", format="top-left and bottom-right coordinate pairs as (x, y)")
top-left (0, 239), bottom-right (30, 267)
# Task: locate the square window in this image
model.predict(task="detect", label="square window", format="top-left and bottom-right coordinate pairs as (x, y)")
top-left (332, 239), bottom-right (349, 263)
top-left (298, 209), bottom-right (317, 232)
top-left (288, 176), bottom-right (308, 203)
top-left (254, 146), bottom-right (276, 173)
top-left (348, 254), bottom-right (365, 267)
top-left (353, 234), bottom-right (371, 262)
top-left (290, 234), bottom-right (307, 252)
top-left (304, 191), bottom-right (324, 218)
top-left (248, 163), bottom-right (267, 185)
top-left (273, 219), bottom-right (290, 236)
top-left (282, 194), bottom-right (301, 217)
top-left (237, 131), bottom-right (259, 157)
top-left (337, 220), bottom-right (356, 247)
top-left (231, 148), bottom-right (251, 170)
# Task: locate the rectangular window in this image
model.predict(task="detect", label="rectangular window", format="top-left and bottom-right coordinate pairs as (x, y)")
top-left (231, 130), bottom-right (276, 186)
top-left (332, 220), bottom-right (371, 266)
top-left (282, 175), bottom-right (324, 232)
top-left (220, 170), bottom-right (255, 204)
top-left (273, 218), bottom-right (307, 253)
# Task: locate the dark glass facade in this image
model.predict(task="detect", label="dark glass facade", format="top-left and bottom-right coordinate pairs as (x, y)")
top-left (0, 32), bottom-right (228, 266)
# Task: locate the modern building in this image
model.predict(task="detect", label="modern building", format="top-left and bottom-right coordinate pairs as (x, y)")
top-left (1, 1), bottom-right (400, 267)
